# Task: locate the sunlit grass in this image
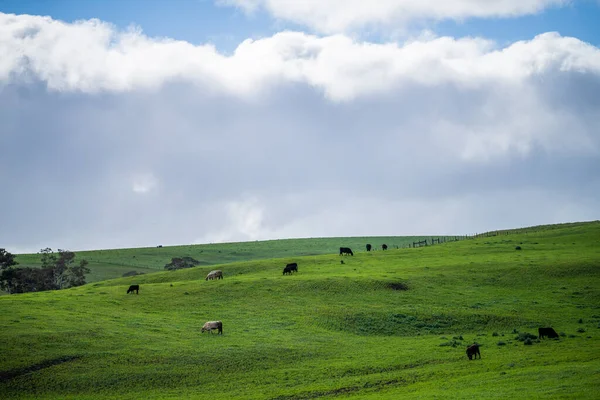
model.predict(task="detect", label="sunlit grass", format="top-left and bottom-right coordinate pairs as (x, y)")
top-left (1, 221), bottom-right (599, 399)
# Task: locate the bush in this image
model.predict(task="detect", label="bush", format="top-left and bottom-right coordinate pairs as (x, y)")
top-left (492, 332), bottom-right (499, 337)
top-left (577, 328), bottom-right (586, 333)
top-left (515, 332), bottom-right (537, 342)
top-left (524, 338), bottom-right (533, 345)
top-left (122, 271), bottom-right (143, 277)
top-left (164, 257), bottom-right (200, 271)
top-left (497, 341), bottom-right (507, 346)
top-left (439, 340), bottom-right (462, 347)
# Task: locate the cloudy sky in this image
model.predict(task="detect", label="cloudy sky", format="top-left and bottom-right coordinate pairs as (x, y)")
top-left (1, 0), bottom-right (599, 253)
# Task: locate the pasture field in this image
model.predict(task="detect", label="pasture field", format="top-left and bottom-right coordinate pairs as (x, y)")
top-left (13, 236), bottom-right (441, 283)
top-left (1, 221), bottom-right (599, 399)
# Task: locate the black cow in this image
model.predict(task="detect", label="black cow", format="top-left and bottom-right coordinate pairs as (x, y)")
top-left (366, 244), bottom-right (372, 252)
top-left (283, 262), bottom-right (298, 275)
top-left (127, 285), bottom-right (139, 294)
top-left (382, 244), bottom-right (388, 251)
top-left (538, 327), bottom-right (559, 339)
top-left (466, 344), bottom-right (480, 360)
top-left (339, 247), bottom-right (354, 256)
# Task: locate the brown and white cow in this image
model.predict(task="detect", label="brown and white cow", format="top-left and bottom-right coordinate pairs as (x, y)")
top-left (201, 321), bottom-right (223, 334)
top-left (205, 270), bottom-right (223, 281)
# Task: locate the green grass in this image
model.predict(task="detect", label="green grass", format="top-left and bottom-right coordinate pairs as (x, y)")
top-left (1, 221), bottom-right (599, 399)
top-left (13, 236), bottom-right (447, 282)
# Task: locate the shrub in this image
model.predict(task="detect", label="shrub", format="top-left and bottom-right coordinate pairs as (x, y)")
top-left (524, 338), bottom-right (533, 345)
top-left (164, 257), bottom-right (200, 271)
top-left (577, 328), bottom-right (586, 333)
top-left (497, 341), bottom-right (507, 346)
top-left (492, 332), bottom-right (499, 337)
top-left (515, 332), bottom-right (537, 342)
top-left (122, 271), bottom-right (143, 277)
top-left (439, 340), bottom-right (461, 347)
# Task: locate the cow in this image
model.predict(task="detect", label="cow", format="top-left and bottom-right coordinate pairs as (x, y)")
top-left (466, 344), bottom-right (481, 360)
top-left (515, 246), bottom-right (522, 250)
top-left (205, 270), bottom-right (223, 281)
top-left (127, 285), bottom-right (139, 294)
top-left (201, 321), bottom-right (223, 334)
top-left (382, 244), bottom-right (388, 251)
top-left (340, 247), bottom-right (354, 256)
top-left (366, 244), bottom-right (372, 252)
top-left (283, 263), bottom-right (298, 275)
top-left (538, 327), bottom-right (559, 339)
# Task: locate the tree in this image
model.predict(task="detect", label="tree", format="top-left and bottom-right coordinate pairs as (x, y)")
top-left (164, 257), bottom-right (199, 271)
top-left (0, 248), bottom-right (89, 294)
top-left (51, 249), bottom-right (90, 289)
top-left (0, 248), bottom-right (19, 293)
top-left (0, 248), bottom-right (17, 269)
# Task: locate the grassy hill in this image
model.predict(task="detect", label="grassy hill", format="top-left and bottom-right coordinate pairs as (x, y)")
top-left (13, 236), bottom-right (447, 283)
top-left (1, 222), bottom-right (599, 399)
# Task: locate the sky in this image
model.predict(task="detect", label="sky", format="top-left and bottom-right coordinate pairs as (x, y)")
top-left (1, 0), bottom-right (599, 253)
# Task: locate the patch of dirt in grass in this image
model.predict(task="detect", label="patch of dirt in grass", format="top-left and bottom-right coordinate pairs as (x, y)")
top-left (387, 282), bottom-right (409, 291)
top-left (0, 355), bottom-right (81, 382)
top-left (270, 378), bottom-right (406, 399)
top-left (317, 311), bottom-right (534, 336)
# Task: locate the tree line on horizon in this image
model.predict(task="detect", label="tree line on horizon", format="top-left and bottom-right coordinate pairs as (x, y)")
top-left (0, 248), bottom-right (90, 294)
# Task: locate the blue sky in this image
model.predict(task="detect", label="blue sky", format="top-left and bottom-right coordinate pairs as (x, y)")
top-left (2, 0), bottom-right (599, 51)
top-left (1, 1), bottom-right (599, 252)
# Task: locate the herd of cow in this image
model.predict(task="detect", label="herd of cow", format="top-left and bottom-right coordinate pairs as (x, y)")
top-left (125, 244), bottom-right (561, 359)
top-left (342, 244), bottom-right (388, 256)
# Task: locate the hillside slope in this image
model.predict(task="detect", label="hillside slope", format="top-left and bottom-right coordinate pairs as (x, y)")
top-left (13, 235), bottom-right (446, 282)
top-left (1, 222), bottom-right (599, 399)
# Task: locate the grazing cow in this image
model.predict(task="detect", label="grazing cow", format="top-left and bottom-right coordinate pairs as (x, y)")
top-left (340, 247), bottom-right (354, 256)
top-left (366, 244), bottom-right (372, 252)
top-left (382, 244), bottom-right (388, 251)
top-left (205, 270), bottom-right (223, 281)
top-left (127, 285), bottom-right (139, 294)
top-left (538, 327), bottom-right (559, 339)
top-left (466, 344), bottom-right (481, 360)
top-left (283, 262), bottom-right (298, 275)
top-left (201, 321), bottom-right (223, 334)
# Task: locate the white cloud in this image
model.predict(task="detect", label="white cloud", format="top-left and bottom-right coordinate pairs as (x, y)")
top-left (2, 13), bottom-right (600, 103)
top-left (1, 12), bottom-right (599, 252)
top-left (132, 173), bottom-right (158, 193)
top-left (218, 0), bottom-right (568, 33)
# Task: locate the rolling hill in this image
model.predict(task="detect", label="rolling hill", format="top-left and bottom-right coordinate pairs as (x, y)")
top-left (1, 221), bottom-right (599, 399)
